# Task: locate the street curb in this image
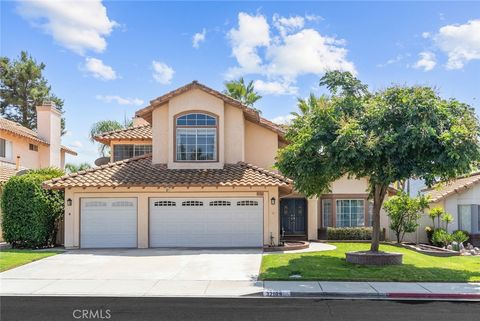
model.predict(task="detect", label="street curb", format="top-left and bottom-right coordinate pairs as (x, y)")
top-left (263, 290), bottom-right (480, 301)
top-left (387, 293), bottom-right (480, 300)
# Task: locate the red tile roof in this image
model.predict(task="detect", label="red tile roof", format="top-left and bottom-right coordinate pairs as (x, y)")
top-left (94, 125), bottom-right (152, 144)
top-left (0, 117), bottom-right (77, 155)
top-left (423, 171), bottom-right (480, 202)
top-left (43, 154), bottom-right (292, 190)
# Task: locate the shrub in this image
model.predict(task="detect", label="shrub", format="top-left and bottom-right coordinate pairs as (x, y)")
top-left (452, 229), bottom-right (471, 244)
top-left (428, 207), bottom-right (444, 229)
top-left (384, 192), bottom-right (429, 243)
top-left (1, 168), bottom-right (64, 248)
top-left (451, 230), bottom-right (469, 249)
top-left (425, 226), bottom-right (434, 244)
top-left (327, 227), bottom-right (373, 240)
top-left (431, 228), bottom-right (452, 248)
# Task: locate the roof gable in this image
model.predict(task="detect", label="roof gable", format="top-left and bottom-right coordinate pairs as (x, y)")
top-left (135, 81), bottom-right (286, 139)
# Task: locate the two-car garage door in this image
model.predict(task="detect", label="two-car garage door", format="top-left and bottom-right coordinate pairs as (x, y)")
top-left (149, 198), bottom-right (263, 247)
top-left (79, 197), bottom-right (263, 248)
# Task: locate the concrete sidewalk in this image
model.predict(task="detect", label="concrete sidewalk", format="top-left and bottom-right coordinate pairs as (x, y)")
top-left (1, 279), bottom-right (479, 299)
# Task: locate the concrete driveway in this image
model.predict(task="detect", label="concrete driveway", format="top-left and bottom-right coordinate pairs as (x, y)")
top-left (0, 248), bottom-right (264, 296)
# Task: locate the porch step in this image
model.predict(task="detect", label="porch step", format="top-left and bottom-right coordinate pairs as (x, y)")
top-left (282, 235), bottom-right (308, 241)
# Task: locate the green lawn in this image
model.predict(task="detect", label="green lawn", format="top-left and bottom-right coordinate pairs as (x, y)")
top-left (260, 243), bottom-right (480, 282)
top-left (0, 249), bottom-right (59, 272)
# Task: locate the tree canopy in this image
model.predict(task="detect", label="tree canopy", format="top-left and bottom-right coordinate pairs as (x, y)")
top-left (0, 51), bottom-right (65, 134)
top-left (276, 71), bottom-right (480, 252)
top-left (223, 77), bottom-right (262, 112)
top-left (89, 119), bottom-right (132, 156)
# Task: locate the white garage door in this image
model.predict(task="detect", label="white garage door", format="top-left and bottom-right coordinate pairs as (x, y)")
top-left (80, 198), bottom-right (137, 248)
top-left (149, 198), bottom-right (263, 247)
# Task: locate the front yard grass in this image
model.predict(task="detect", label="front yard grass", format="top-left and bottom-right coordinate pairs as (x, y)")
top-left (0, 249), bottom-right (59, 272)
top-left (260, 243), bottom-right (480, 282)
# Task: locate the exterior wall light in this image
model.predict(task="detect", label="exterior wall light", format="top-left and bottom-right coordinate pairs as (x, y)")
top-left (67, 198), bottom-right (72, 206)
top-left (270, 197), bottom-right (276, 205)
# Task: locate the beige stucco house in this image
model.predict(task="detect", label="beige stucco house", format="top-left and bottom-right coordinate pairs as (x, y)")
top-left (44, 82), bottom-right (391, 249)
top-left (401, 172), bottom-right (480, 245)
top-left (0, 102), bottom-right (77, 181)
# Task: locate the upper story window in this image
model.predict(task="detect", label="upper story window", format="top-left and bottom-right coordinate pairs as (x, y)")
top-left (29, 143), bottom-right (38, 152)
top-left (113, 144), bottom-right (152, 162)
top-left (175, 113), bottom-right (217, 162)
top-left (0, 138), bottom-right (12, 159)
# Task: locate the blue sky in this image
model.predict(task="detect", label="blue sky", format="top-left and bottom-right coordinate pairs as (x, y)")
top-left (1, 1), bottom-right (479, 165)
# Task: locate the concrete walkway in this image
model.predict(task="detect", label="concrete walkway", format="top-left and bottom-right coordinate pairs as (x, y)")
top-left (264, 242), bottom-right (336, 255)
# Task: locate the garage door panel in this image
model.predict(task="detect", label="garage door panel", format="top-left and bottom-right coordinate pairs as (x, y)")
top-left (150, 198), bottom-right (263, 247)
top-left (81, 198), bottom-right (137, 248)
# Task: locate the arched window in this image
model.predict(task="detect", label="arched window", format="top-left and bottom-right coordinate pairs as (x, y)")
top-left (175, 112), bottom-right (217, 161)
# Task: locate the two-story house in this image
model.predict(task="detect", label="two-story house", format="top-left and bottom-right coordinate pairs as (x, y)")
top-left (44, 82), bottom-right (391, 249)
top-left (1, 102), bottom-right (77, 181)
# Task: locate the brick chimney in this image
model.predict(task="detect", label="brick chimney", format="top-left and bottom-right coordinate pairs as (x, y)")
top-left (36, 102), bottom-right (62, 168)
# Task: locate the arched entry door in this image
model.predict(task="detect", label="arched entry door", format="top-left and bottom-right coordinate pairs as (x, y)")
top-left (280, 198), bottom-right (307, 236)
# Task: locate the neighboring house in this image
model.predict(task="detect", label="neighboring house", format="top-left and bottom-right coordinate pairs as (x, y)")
top-left (0, 102), bottom-right (77, 240)
top-left (421, 172), bottom-right (480, 245)
top-left (44, 81), bottom-right (392, 249)
top-left (0, 102), bottom-right (77, 178)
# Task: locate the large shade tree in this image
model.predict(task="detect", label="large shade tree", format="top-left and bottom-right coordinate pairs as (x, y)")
top-left (276, 71), bottom-right (480, 253)
top-left (0, 51), bottom-right (65, 133)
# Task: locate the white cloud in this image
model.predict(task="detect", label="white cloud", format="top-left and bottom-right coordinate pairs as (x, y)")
top-left (434, 19), bottom-right (480, 69)
top-left (227, 12), bottom-right (270, 74)
top-left (16, 0), bottom-right (117, 55)
top-left (414, 51), bottom-right (437, 71)
top-left (84, 57), bottom-right (117, 80)
top-left (69, 140), bottom-right (83, 148)
top-left (421, 32), bottom-right (431, 39)
top-left (377, 54), bottom-right (405, 68)
top-left (95, 95), bottom-right (144, 106)
top-left (226, 12), bottom-right (355, 94)
top-left (273, 14), bottom-right (305, 37)
top-left (266, 29), bottom-right (356, 79)
top-left (272, 114), bottom-right (295, 125)
top-left (192, 28), bottom-right (206, 48)
top-left (152, 60), bottom-right (175, 84)
top-left (253, 80), bottom-right (298, 95)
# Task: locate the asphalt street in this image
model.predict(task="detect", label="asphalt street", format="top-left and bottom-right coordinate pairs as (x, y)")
top-left (1, 296), bottom-right (480, 321)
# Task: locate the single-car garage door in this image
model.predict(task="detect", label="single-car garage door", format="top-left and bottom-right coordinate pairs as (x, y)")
top-left (149, 198), bottom-right (263, 247)
top-left (80, 198), bottom-right (137, 248)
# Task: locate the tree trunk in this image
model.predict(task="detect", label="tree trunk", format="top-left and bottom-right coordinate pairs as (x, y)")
top-left (370, 183), bottom-right (388, 252)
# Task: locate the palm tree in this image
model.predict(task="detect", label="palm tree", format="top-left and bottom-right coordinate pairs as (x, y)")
top-left (223, 78), bottom-right (262, 112)
top-left (293, 94), bottom-right (330, 117)
top-left (65, 162), bottom-right (92, 174)
top-left (90, 120), bottom-right (132, 156)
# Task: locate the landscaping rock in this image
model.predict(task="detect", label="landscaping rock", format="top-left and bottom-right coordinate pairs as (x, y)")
top-left (447, 245), bottom-right (453, 250)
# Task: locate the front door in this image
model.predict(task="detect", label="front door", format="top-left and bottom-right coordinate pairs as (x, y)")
top-left (280, 198), bottom-right (307, 235)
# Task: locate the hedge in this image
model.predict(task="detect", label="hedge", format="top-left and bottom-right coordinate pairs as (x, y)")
top-left (326, 227), bottom-right (378, 240)
top-left (1, 168), bottom-right (64, 248)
